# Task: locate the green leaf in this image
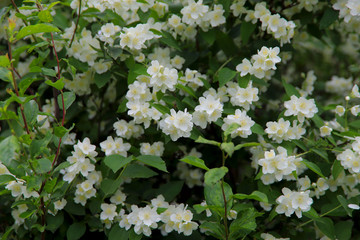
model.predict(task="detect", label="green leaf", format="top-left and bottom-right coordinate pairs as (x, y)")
top-left (129, 228), bottom-right (143, 240)
top-left (109, 225), bottom-right (129, 240)
top-left (121, 164), bottom-right (158, 178)
top-left (200, 29), bottom-right (216, 46)
top-left (195, 136), bottom-right (221, 147)
top-left (19, 210), bottom-right (37, 219)
top-left (155, 181), bottom-right (184, 202)
top-left (232, 191), bottom-right (268, 203)
top-left (54, 126), bottom-right (68, 138)
top-left (240, 22), bottom-right (257, 45)
top-left (38, 10), bottom-right (53, 22)
top-left (23, 100), bottom-right (39, 126)
top-left (205, 167), bottom-right (228, 185)
top-left (282, 79), bottom-right (300, 97)
top-left (229, 208), bottom-right (258, 239)
top-left (234, 142), bottom-right (260, 151)
top-left (136, 155), bottom-right (168, 172)
top-left (0, 55), bottom-right (10, 67)
top-left (0, 67), bottom-right (12, 82)
top-left (303, 207), bottom-right (320, 220)
top-left (221, 142), bottom-right (235, 157)
top-left (332, 160), bottom-right (344, 180)
top-left (311, 148), bottom-right (329, 162)
top-left (58, 91), bottom-right (76, 110)
top-left (176, 84), bottom-right (197, 98)
top-left (319, 8), bottom-right (339, 29)
top-left (150, 29), bottom-right (181, 51)
top-left (217, 67), bottom-right (237, 87)
top-left (312, 114), bottom-right (325, 128)
top-left (204, 182), bottom-right (233, 209)
top-left (224, 123), bottom-right (240, 137)
top-left (67, 222), bottom-right (86, 240)
top-left (337, 195), bottom-right (352, 217)
top-left (302, 159), bottom-right (325, 178)
top-left (94, 71), bottom-right (111, 88)
top-left (101, 178), bottom-right (122, 196)
top-left (104, 155), bottom-right (132, 173)
top-left (42, 67), bottom-right (57, 77)
top-left (33, 158), bottom-right (52, 173)
top-left (0, 174), bottom-right (17, 185)
top-left (335, 221), bottom-right (353, 240)
top-left (46, 212), bottom-right (64, 233)
top-left (64, 201), bottom-right (85, 215)
top-left (45, 79), bottom-right (64, 90)
top-left (149, 103), bottom-right (170, 115)
top-left (315, 217), bottom-right (335, 240)
top-left (180, 155), bottom-right (209, 171)
top-left (0, 136), bottom-right (20, 166)
top-left (200, 221), bottom-right (225, 239)
top-left (17, 23), bottom-right (61, 40)
top-left (251, 123), bottom-right (265, 135)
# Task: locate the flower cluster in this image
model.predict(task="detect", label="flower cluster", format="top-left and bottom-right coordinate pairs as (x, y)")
top-left (236, 47), bottom-right (281, 79)
top-left (258, 146), bottom-right (305, 185)
top-left (275, 187), bottom-right (313, 218)
top-left (222, 109), bottom-right (255, 138)
top-left (265, 118), bottom-right (305, 143)
top-left (284, 95), bottom-right (318, 122)
top-left (159, 109), bottom-right (193, 141)
top-left (247, 3), bottom-right (296, 45)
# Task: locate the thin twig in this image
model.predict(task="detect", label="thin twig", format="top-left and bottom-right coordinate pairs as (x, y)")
top-left (68, 0), bottom-right (82, 48)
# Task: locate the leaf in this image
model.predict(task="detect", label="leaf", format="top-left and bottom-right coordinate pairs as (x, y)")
top-left (46, 211), bottom-right (64, 233)
top-left (94, 71), bottom-right (111, 88)
top-left (0, 55), bottom-right (10, 68)
top-left (149, 103), bottom-right (170, 115)
top-left (150, 29), bottom-right (181, 51)
top-left (200, 221), bottom-right (225, 239)
top-left (121, 164), bottom-right (158, 178)
top-left (117, 99), bottom-right (128, 113)
top-left (315, 217), bottom-right (335, 240)
top-left (104, 155), bottom-right (132, 173)
top-left (101, 178), bottom-right (122, 196)
top-left (136, 155), bottom-right (168, 172)
top-left (229, 208), bottom-right (258, 239)
top-left (251, 123), bottom-right (265, 135)
top-left (224, 123), bottom-right (240, 137)
top-left (240, 22), bottom-right (257, 45)
top-left (319, 8), bottom-right (339, 29)
top-left (232, 191), bottom-right (268, 203)
top-left (155, 181), bottom-right (184, 202)
top-left (54, 126), bottom-right (68, 138)
top-left (204, 181), bottom-right (233, 209)
top-left (311, 148), bottom-right (329, 162)
top-left (58, 91), bottom-right (76, 110)
top-left (337, 195), bottom-right (353, 217)
top-left (67, 222), bottom-right (86, 240)
top-left (303, 207), bottom-right (319, 220)
top-left (180, 155), bottom-right (209, 171)
top-left (23, 100), bottom-right (39, 126)
top-left (38, 10), bottom-right (53, 22)
top-left (221, 142), bottom-right (235, 157)
top-left (19, 210), bottom-right (37, 219)
top-left (332, 160), bottom-right (344, 180)
top-left (17, 23), bottom-right (61, 39)
top-left (195, 136), bottom-right (221, 147)
top-left (109, 225), bottom-right (129, 240)
top-left (176, 84), bottom-right (197, 98)
top-left (335, 221), bottom-right (353, 240)
top-left (0, 136), bottom-right (20, 166)
top-left (33, 158), bottom-right (52, 173)
top-left (0, 174), bottom-right (17, 185)
top-left (45, 79), bottom-right (64, 90)
top-left (234, 142), bottom-right (260, 151)
top-left (282, 79), bottom-right (300, 97)
top-left (205, 167), bottom-right (228, 185)
top-left (217, 67), bottom-right (237, 87)
top-left (302, 159), bottom-right (326, 178)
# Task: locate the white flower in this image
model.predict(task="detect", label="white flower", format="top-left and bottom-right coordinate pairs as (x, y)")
top-left (348, 204), bottom-right (360, 210)
top-left (320, 125), bottom-right (332, 137)
top-left (54, 198), bottom-right (67, 210)
top-left (284, 95), bottom-right (318, 122)
top-left (236, 59), bottom-right (252, 76)
top-left (222, 109), bottom-right (255, 138)
top-left (6, 181), bottom-right (24, 197)
top-left (110, 189), bottom-right (127, 205)
top-left (159, 109), bottom-right (193, 141)
top-left (275, 187), bottom-right (313, 218)
top-left (100, 203), bottom-right (117, 221)
top-left (77, 137), bottom-right (97, 156)
top-left (335, 105), bottom-right (345, 116)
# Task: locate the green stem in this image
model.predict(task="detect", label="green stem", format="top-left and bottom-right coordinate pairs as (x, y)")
top-left (297, 205), bottom-right (342, 229)
top-left (220, 150), bottom-right (229, 240)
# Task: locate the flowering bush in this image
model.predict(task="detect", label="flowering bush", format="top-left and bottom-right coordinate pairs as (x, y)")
top-left (1, 0), bottom-right (360, 239)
